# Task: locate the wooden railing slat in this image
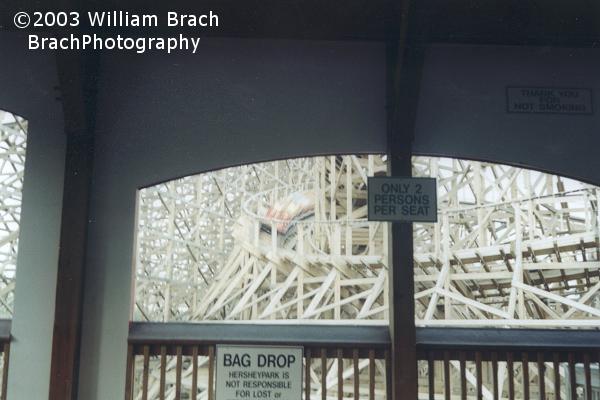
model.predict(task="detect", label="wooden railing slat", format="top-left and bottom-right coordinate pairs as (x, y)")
top-left (368, 350), bottom-right (375, 400)
top-left (491, 352), bottom-right (498, 400)
top-left (192, 346), bottom-right (199, 400)
top-left (443, 351), bottom-right (450, 400)
top-left (537, 353), bottom-right (545, 400)
top-left (568, 352), bottom-right (577, 400)
top-left (427, 351), bottom-right (434, 400)
top-left (460, 352), bottom-right (466, 400)
top-left (475, 351), bottom-right (483, 400)
top-left (142, 345), bottom-right (150, 400)
top-left (1, 343), bottom-right (9, 400)
top-left (522, 353), bottom-right (530, 400)
top-left (305, 349), bottom-right (311, 400)
top-left (208, 346), bottom-right (215, 400)
top-left (353, 349), bottom-right (359, 400)
top-left (160, 345), bottom-right (167, 400)
top-left (337, 349), bottom-right (343, 400)
top-left (507, 352), bottom-right (515, 400)
top-left (553, 353), bottom-right (561, 400)
top-left (584, 353), bottom-right (592, 400)
top-left (125, 344), bottom-right (134, 400)
top-left (598, 351), bottom-right (600, 400)
top-left (321, 349), bottom-right (327, 400)
top-left (175, 346), bottom-right (182, 400)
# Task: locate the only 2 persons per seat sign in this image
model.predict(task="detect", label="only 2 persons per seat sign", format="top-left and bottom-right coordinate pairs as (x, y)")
top-left (367, 177), bottom-right (437, 222)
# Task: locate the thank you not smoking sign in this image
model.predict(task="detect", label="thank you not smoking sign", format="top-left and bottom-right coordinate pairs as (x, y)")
top-left (507, 87), bottom-right (593, 114)
top-left (216, 345), bottom-right (303, 400)
top-left (368, 177), bottom-right (437, 222)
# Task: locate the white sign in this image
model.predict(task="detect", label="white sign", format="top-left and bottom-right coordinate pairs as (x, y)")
top-left (507, 87), bottom-right (593, 115)
top-left (368, 177), bottom-right (437, 222)
top-left (216, 345), bottom-right (303, 400)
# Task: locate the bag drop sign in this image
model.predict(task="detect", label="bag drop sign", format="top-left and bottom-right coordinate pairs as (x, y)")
top-left (216, 345), bottom-right (303, 400)
top-left (368, 177), bottom-right (437, 222)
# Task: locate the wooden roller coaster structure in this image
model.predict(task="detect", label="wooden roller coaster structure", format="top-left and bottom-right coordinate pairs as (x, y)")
top-left (133, 154), bottom-right (600, 399)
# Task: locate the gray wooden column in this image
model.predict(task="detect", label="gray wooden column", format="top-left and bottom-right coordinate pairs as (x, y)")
top-left (48, 53), bottom-right (97, 400)
top-left (386, 0), bottom-right (425, 398)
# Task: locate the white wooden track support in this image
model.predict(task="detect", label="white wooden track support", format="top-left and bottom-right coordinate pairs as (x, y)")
top-left (135, 155), bottom-right (600, 328)
top-left (0, 111), bottom-right (27, 318)
top-left (132, 154), bottom-right (600, 400)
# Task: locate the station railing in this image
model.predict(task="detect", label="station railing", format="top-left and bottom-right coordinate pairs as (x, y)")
top-left (126, 322), bottom-right (390, 400)
top-left (127, 323), bottom-right (600, 400)
top-left (417, 328), bottom-right (600, 400)
top-left (0, 319), bottom-right (10, 400)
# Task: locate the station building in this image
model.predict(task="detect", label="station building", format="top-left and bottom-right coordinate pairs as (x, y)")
top-left (0, 0), bottom-right (599, 399)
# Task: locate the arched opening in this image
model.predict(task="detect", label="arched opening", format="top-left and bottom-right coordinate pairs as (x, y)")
top-left (134, 155), bottom-right (599, 328)
top-left (0, 109), bottom-right (28, 396)
top-left (129, 154), bottom-right (599, 399)
top-left (0, 110), bottom-right (27, 318)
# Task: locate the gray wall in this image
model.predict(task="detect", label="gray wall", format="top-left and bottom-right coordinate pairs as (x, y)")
top-left (77, 38), bottom-right (387, 399)
top-left (0, 33), bottom-right (66, 399)
top-left (79, 41), bottom-right (600, 399)
top-left (414, 44), bottom-right (600, 185)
